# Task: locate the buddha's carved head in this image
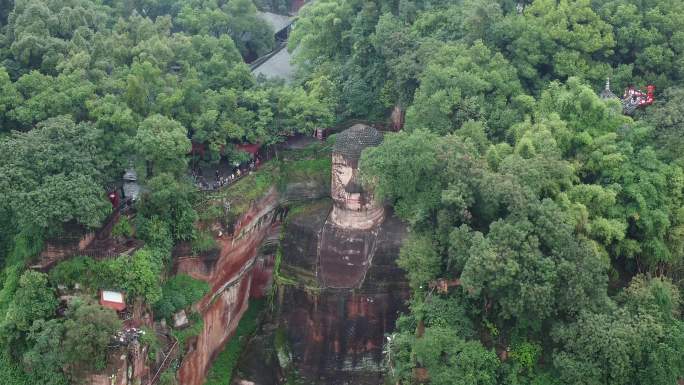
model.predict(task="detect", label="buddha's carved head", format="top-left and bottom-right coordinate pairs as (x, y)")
top-left (331, 124), bottom-right (383, 211)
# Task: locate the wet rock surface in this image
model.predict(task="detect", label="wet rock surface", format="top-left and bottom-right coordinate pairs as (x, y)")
top-left (234, 126), bottom-right (408, 385)
top-left (179, 126), bottom-right (407, 385)
top-left (232, 325), bottom-right (281, 385)
top-left (176, 189), bottom-right (281, 385)
top-left (232, 203), bottom-right (408, 385)
top-left (277, 207), bottom-right (408, 385)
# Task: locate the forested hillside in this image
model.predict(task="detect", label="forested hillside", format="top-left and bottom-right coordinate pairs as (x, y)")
top-left (0, 0), bottom-right (331, 384)
top-left (290, 0), bottom-right (684, 384)
top-left (1, 0), bottom-right (684, 384)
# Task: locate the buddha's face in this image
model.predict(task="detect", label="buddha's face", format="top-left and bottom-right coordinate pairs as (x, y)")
top-left (331, 154), bottom-right (355, 205)
top-left (332, 162), bottom-right (352, 188)
top-left (329, 152), bottom-right (385, 229)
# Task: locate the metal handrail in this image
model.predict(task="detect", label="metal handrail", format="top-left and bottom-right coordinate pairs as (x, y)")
top-left (148, 338), bottom-right (179, 385)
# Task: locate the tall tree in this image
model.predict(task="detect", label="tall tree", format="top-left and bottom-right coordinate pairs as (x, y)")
top-left (0, 116), bottom-right (110, 235)
top-left (62, 300), bottom-right (122, 372)
top-left (134, 114), bottom-right (191, 175)
top-left (405, 41), bottom-right (525, 138)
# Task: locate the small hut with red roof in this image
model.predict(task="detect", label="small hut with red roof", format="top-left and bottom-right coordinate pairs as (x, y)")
top-left (99, 290), bottom-right (126, 312)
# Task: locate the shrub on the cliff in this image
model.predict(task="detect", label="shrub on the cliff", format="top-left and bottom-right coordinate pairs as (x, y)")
top-left (0, 351), bottom-right (36, 385)
top-left (49, 250), bottom-right (163, 303)
top-left (137, 174), bottom-right (198, 243)
top-left (208, 166), bottom-right (274, 217)
top-left (49, 256), bottom-right (110, 289)
top-left (172, 312), bottom-right (204, 349)
top-left (61, 300), bottom-right (122, 371)
top-left (111, 216), bottom-right (134, 238)
top-left (135, 217), bottom-right (173, 254)
top-left (204, 300), bottom-right (265, 385)
top-left (159, 371), bottom-right (178, 385)
top-left (109, 249), bottom-right (163, 304)
top-left (413, 327), bottom-right (500, 385)
top-left (139, 326), bottom-right (161, 361)
top-left (191, 229), bottom-right (217, 255)
top-left (154, 275), bottom-right (209, 321)
top-left (277, 157), bottom-right (332, 189)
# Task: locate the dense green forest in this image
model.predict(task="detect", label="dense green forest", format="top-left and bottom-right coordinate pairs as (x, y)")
top-left (289, 0), bottom-right (684, 384)
top-left (0, 0), bottom-right (683, 384)
top-left (0, 0), bottom-right (330, 384)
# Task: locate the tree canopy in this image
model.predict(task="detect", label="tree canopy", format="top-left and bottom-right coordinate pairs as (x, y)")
top-left (1, 0), bottom-right (684, 384)
top-left (0, 0), bottom-right (332, 383)
top-left (286, 0), bottom-right (684, 383)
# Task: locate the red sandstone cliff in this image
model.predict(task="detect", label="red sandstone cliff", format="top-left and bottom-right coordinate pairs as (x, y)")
top-left (265, 125), bottom-right (409, 385)
top-left (176, 188), bottom-right (281, 385)
top-left (275, 203), bottom-right (409, 385)
top-left (173, 125), bottom-right (406, 385)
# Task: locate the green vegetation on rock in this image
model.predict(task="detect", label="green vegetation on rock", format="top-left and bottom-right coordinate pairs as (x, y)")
top-left (172, 312), bottom-right (204, 352)
top-left (1, 0), bottom-right (684, 384)
top-left (290, 1), bottom-right (684, 384)
top-left (204, 299), bottom-right (265, 385)
top-left (154, 275), bottom-right (209, 321)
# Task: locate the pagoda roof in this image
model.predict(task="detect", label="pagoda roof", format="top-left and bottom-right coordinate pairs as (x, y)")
top-left (600, 78), bottom-right (618, 100)
top-left (123, 168), bottom-right (137, 181)
top-left (252, 45), bottom-right (295, 82)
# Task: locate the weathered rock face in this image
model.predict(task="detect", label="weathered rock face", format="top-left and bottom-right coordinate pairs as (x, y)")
top-left (176, 188), bottom-right (282, 385)
top-left (278, 203), bottom-right (408, 385)
top-left (180, 275), bottom-right (252, 385)
top-left (391, 105), bottom-right (405, 131)
top-left (330, 124), bottom-right (384, 230)
top-left (282, 289), bottom-right (404, 383)
top-left (272, 125), bottom-right (409, 385)
top-left (175, 125), bottom-right (406, 385)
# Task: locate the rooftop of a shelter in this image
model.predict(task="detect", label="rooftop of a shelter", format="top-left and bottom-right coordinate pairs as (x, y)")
top-left (100, 290), bottom-right (126, 312)
top-left (251, 1), bottom-right (312, 82)
top-left (252, 45), bottom-right (295, 82)
top-left (257, 11), bottom-right (294, 34)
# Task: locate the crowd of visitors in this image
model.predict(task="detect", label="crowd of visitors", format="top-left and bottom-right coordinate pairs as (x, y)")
top-left (191, 158), bottom-right (261, 191)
